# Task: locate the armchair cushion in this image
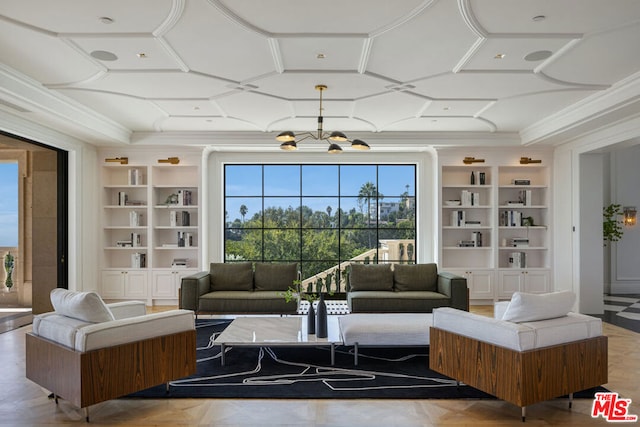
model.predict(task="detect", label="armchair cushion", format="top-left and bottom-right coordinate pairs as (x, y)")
top-left (50, 288), bottom-right (114, 323)
top-left (349, 264), bottom-right (393, 291)
top-left (209, 262), bottom-right (253, 291)
top-left (393, 263), bottom-right (437, 291)
top-left (501, 290), bottom-right (576, 323)
top-left (254, 263), bottom-right (297, 291)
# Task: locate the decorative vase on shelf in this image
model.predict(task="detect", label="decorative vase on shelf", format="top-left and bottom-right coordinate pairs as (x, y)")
top-left (316, 292), bottom-right (328, 338)
top-left (307, 299), bottom-right (316, 334)
top-left (4, 252), bottom-right (15, 291)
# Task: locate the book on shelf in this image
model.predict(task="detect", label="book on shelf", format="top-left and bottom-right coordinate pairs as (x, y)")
top-left (172, 258), bottom-right (189, 268)
top-left (125, 200), bottom-right (145, 206)
top-left (128, 168), bottom-right (143, 185)
top-left (512, 179), bottom-right (530, 185)
top-left (464, 220), bottom-right (481, 227)
top-left (131, 232), bottom-right (141, 247)
top-left (177, 189), bottom-right (192, 206)
top-left (129, 211), bottom-right (142, 227)
top-left (118, 191), bottom-right (128, 206)
top-left (508, 252), bottom-right (526, 268)
top-left (508, 237), bottom-right (529, 247)
top-left (471, 231), bottom-right (482, 247)
top-left (116, 240), bottom-right (132, 247)
top-left (460, 190), bottom-right (480, 206)
top-left (131, 252), bottom-right (146, 268)
top-left (458, 240), bottom-right (475, 247)
top-left (169, 210), bottom-right (191, 227)
top-left (162, 243), bottom-right (178, 248)
top-left (450, 210), bottom-right (465, 227)
top-left (501, 210), bottom-right (522, 227)
top-left (518, 189), bottom-right (533, 206)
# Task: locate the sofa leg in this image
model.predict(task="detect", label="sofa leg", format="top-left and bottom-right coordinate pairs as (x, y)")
top-left (521, 407), bottom-right (526, 422)
top-left (569, 392), bottom-right (573, 409)
top-left (354, 342), bottom-right (359, 366)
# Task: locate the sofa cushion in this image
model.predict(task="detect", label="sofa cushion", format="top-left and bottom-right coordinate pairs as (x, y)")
top-left (501, 291), bottom-right (576, 322)
top-left (254, 263), bottom-right (298, 291)
top-left (349, 264), bottom-right (393, 291)
top-left (393, 263), bottom-right (438, 291)
top-left (209, 262), bottom-right (254, 291)
top-left (32, 312), bottom-right (91, 349)
top-left (50, 288), bottom-right (115, 323)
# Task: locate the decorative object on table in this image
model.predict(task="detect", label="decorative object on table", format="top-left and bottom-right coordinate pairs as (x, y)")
top-left (307, 300), bottom-right (316, 334)
top-left (603, 203), bottom-right (624, 245)
top-left (316, 292), bottom-right (328, 338)
top-left (4, 251), bottom-right (14, 290)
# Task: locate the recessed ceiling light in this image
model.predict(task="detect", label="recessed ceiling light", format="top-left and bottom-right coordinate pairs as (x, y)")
top-left (443, 107), bottom-right (450, 111)
top-left (99, 16), bottom-right (114, 24)
top-left (524, 50), bottom-right (553, 62)
top-left (316, 53), bottom-right (326, 59)
top-left (193, 106), bottom-right (200, 110)
top-left (137, 53), bottom-right (147, 59)
top-left (90, 50), bottom-right (118, 61)
top-left (494, 53), bottom-right (506, 59)
top-left (532, 15), bottom-right (546, 22)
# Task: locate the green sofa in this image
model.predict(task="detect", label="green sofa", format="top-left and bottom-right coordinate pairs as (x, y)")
top-left (347, 263), bottom-right (468, 313)
top-left (179, 262), bottom-right (298, 316)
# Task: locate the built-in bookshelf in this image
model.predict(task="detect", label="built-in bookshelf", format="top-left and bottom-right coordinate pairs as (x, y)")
top-left (100, 156), bottom-right (200, 304)
top-left (439, 153), bottom-right (551, 301)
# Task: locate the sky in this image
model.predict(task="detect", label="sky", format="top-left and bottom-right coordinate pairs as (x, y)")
top-left (0, 162), bottom-right (18, 247)
top-left (224, 164), bottom-right (416, 223)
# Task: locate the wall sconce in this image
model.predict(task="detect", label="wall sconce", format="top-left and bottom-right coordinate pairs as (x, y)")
top-left (158, 157), bottom-right (180, 165)
top-left (520, 157), bottom-right (542, 164)
top-left (105, 157), bottom-right (128, 165)
top-left (463, 157), bottom-right (485, 165)
top-left (624, 206), bottom-right (637, 226)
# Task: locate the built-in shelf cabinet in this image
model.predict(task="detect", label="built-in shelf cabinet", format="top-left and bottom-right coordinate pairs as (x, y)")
top-left (100, 155), bottom-right (200, 304)
top-left (439, 152), bottom-right (551, 302)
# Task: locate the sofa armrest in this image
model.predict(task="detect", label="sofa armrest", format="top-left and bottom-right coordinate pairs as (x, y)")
top-left (437, 272), bottom-right (468, 311)
top-left (107, 301), bottom-right (146, 319)
top-left (180, 271), bottom-right (211, 311)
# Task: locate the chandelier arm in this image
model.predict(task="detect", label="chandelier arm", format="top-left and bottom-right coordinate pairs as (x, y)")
top-left (293, 133), bottom-right (315, 143)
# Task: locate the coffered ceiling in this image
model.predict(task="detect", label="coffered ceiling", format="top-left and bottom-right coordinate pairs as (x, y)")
top-left (1, 0), bottom-right (640, 147)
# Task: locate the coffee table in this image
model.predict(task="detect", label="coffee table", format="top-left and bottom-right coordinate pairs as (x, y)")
top-left (214, 316), bottom-right (343, 366)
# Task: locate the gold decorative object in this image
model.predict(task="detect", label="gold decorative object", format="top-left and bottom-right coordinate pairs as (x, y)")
top-left (462, 157), bottom-right (485, 165)
top-left (158, 157), bottom-right (180, 164)
top-left (105, 157), bottom-right (128, 165)
top-left (520, 157), bottom-right (542, 164)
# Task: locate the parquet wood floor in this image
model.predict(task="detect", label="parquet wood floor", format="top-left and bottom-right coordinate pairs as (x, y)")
top-left (1, 305), bottom-right (637, 426)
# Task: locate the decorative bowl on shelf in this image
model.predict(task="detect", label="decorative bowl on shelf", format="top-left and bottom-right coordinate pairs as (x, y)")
top-left (445, 200), bottom-right (461, 206)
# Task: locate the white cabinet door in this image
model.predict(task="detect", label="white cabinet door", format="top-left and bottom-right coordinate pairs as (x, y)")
top-left (101, 270), bottom-right (125, 298)
top-left (448, 269), bottom-right (494, 300)
top-left (522, 270), bottom-right (550, 294)
top-left (152, 271), bottom-right (176, 298)
top-left (124, 270), bottom-right (147, 298)
top-left (498, 269), bottom-right (550, 299)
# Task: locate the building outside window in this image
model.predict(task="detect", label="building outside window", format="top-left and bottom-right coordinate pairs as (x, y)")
top-left (224, 164), bottom-right (416, 291)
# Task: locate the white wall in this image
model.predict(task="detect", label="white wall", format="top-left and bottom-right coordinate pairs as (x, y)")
top-left (579, 154), bottom-right (605, 313)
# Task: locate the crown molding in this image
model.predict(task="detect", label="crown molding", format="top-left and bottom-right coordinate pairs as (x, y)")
top-left (0, 64), bottom-right (132, 145)
top-left (521, 71), bottom-right (640, 146)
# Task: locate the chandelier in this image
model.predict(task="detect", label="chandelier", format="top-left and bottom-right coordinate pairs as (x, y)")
top-left (276, 85), bottom-right (370, 153)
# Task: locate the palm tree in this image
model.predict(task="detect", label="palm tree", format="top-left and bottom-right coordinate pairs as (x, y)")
top-left (239, 204), bottom-right (248, 223)
top-left (357, 182), bottom-right (383, 226)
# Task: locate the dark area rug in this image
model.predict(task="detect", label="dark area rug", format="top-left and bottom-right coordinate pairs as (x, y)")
top-left (127, 319), bottom-right (606, 400)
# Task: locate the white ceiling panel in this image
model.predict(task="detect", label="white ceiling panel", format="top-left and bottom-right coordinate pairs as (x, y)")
top-left (163, 0), bottom-right (275, 82)
top-left (254, 73), bottom-right (387, 100)
top-left (291, 99), bottom-right (354, 117)
top-left (71, 36), bottom-right (184, 70)
top-left (152, 99), bottom-right (223, 117)
top-left (544, 24), bottom-right (640, 86)
top-left (216, 0), bottom-right (427, 34)
top-left (215, 92), bottom-right (291, 130)
top-left (421, 100), bottom-right (494, 117)
top-left (461, 38), bottom-right (575, 72)
top-left (411, 72), bottom-right (569, 99)
top-left (158, 116), bottom-right (263, 132)
top-left (383, 117), bottom-right (491, 132)
top-left (81, 71), bottom-right (231, 98)
top-left (366, 0), bottom-right (477, 82)
top-left (0, 20), bottom-right (98, 84)
top-left (482, 90), bottom-right (597, 131)
top-left (278, 38), bottom-right (365, 71)
top-left (0, 0), bottom-right (174, 33)
top-left (354, 92), bottom-right (426, 127)
top-left (470, 0), bottom-right (640, 35)
top-left (59, 89), bottom-right (163, 131)
top-left (270, 116), bottom-right (375, 133)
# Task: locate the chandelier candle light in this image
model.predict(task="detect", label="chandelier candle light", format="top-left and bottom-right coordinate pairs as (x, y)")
top-left (276, 85), bottom-right (370, 153)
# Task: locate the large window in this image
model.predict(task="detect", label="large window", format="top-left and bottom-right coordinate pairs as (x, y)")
top-left (224, 164), bottom-right (416, 285)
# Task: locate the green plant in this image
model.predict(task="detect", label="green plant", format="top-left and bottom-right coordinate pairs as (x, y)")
top-left (603, 203), bottom-right (624, 245)
top-left (4, 252), bottom-right (14, 288)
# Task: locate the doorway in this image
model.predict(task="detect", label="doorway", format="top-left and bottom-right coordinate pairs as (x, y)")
top-left (0, 132), bottom-right (68, 315)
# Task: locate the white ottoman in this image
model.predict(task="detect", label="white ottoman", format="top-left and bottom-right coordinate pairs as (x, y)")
top-left (338, 313), bottom-right (432, 365)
